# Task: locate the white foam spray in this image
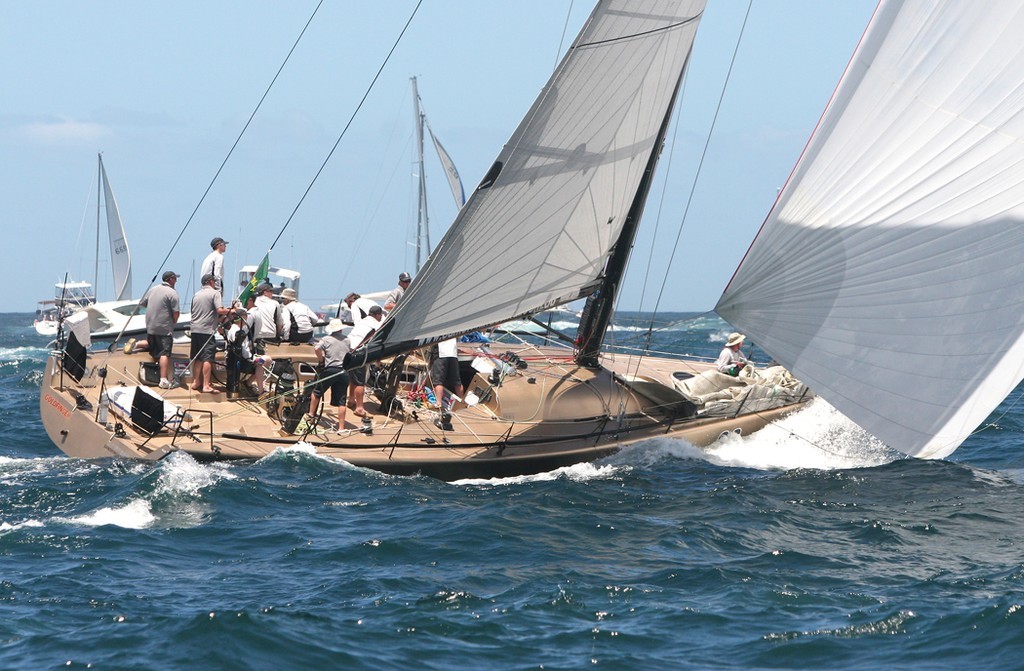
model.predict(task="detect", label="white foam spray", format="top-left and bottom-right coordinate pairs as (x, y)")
top-left (629, 398), bottom-right (899, 471)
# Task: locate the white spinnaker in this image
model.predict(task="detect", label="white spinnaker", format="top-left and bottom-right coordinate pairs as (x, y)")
top-left (386, 0), bottom-right (706, 345)
top-left (717, 0), bottom-right (1024, 458)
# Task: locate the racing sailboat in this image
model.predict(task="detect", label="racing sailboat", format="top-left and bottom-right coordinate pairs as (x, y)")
top-left (40, 0), bottom-right (813, 479)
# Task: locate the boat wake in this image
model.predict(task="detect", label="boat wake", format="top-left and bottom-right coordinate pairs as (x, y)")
top-left (626, 398), bottom-right (902, 472)
top-left (451, 461), bottom-right (627, 487)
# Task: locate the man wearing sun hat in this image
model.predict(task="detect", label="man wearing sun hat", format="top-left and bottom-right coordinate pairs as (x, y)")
top-left (200, 236), bottom-right (229, 295)
top-left (281, 287), bottom-right (319, 343)
top-left (716, 332), bottom-right (750, 376)
top-left (302, 318), bottom-right (353, 433)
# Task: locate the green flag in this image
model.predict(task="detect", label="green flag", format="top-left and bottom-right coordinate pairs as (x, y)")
top-left (238, 253), bottom-right (270, 305)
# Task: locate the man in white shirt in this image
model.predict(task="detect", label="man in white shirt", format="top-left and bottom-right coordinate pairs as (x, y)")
top-left (200, 237), bottom-right (228, 295)
top-left (346, 305), bottom-right (384, 418)
top-left (281, 287), bottom-right (320, 343)
top-left (716, 332), bottom-right (750, 376)
top-left (253, 282), bottom-right (286, 342)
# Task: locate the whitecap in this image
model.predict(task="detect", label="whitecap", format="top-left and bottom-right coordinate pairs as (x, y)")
top-left (0, 519), bottom-right (45, 533)
top-left (60, 498), bottom-right (156, 529)
top-left (153, 450), bottom-right (236, 499)
top-left (0, 345), bottom-right (51, 363)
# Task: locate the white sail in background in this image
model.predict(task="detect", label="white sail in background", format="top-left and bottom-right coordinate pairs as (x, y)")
top-left (717, 1), bottom-right (1024, 459)
top-left (387, 0), bottom-right (705, 345)
top-left (425, 117), bottom-right (465, 208)
top-left (99, 156), bottom-right (132, 301)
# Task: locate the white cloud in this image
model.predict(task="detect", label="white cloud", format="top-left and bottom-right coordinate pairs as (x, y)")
top-left (17, 118), bottom-right (110, 145)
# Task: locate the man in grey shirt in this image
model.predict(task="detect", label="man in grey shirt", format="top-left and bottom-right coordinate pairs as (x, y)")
top-left (190, 273), bottom-right (228, 393)
top-left (139, 270), bottom-right (181, 389)
top-left (306, 318), bottom-right (353, 432)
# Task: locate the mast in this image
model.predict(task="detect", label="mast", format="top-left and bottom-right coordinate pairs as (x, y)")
top-left (95, 153), bottom-right (102, 300)
top-left (574, 65), bottom-right (688, 368)
top-left (412, 76), bottom-right (430, 272)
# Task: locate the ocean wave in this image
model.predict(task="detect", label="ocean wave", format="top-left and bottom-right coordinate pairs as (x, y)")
top-left (57, 497), bottom-right (157, 529)
top-left (0, 346), bottom-right (51, 364)
top-left (451, 460), bottom-right (626, 487)
top-left (259, 441), bottom-right (390, 478)
top-left (0, 518), bottom-right (45, 533)
top-left (0, 454), bottom-right (103, 483)
top-left (763, 609), bottom-right (917, 641)
top-left (153, 450), bottom-right (237, 499)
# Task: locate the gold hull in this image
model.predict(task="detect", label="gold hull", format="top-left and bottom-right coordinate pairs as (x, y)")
top-left (40, 342), bottom-right (807, 480)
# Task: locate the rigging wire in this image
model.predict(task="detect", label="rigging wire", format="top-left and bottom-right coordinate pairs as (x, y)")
top-left (268, 0), bottom-right (424, 252)
top-left (151, 0), bottom-right (326, 287)
top-left (648, 1), bottom-right (755, 327)
top-left (554, 1), bottom-right (576, 70)
top-left (605, 2), bottom-right (753, 391)
top-left (92, 1), bottom-right (328, 373)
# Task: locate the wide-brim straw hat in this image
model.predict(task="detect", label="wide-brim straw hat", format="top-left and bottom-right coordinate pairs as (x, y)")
top-left (325, 318), bottom-right (345, 335)
top-left (726, 332), bottom-right (746, 347)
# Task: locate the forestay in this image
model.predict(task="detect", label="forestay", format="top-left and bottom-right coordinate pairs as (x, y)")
top-left (385, 0), bottom-right (706, 346)
top-left (717, 1), bottom-right (1024, 459)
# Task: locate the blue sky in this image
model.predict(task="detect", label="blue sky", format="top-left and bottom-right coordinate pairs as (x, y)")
top-left (1, 0), bottom-right (875, 314)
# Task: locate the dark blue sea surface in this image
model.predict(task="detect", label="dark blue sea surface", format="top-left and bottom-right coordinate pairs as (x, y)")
top-left (3, 312), bottom-right (1024, 670)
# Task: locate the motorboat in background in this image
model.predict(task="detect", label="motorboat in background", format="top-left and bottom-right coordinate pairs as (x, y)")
top-left (34, 280), bottom-right (95, 337)
top-left (236, 264), bottom-right (301, 301)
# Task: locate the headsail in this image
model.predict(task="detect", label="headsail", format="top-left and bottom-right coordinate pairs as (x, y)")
top-left (384, 0), bottom-right (706, 348)
top-left (425, 116), bottom-right (465, 209)
top-left (716, 1), bottom-right (1024, 459)
top-left (99, 155), bottom-right (132, 301)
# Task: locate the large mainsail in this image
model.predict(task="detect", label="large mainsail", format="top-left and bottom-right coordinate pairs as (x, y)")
top-left (99, 155), bottom-right (132, 301)
top-left (717, 1), bottom-right (1024, 459)
top-left (383, 0), bottom-right (706, 347)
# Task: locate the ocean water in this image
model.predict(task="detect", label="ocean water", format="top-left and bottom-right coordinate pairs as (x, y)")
top-left (3, 312), bottom-right (1024, 670)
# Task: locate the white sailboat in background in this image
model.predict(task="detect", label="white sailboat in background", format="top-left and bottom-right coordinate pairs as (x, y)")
top-left (410, 75), bottom-right (465, 272)
top-left (716, 0), bottom-right (1024, 460)
top-left (321, 77), bottom-right (468, 317)
top-left (35, 153), bottom-right (188, 341)
top-left (411, 76), bottom-right (582, 337)
top-left (34, 153), bottom-right (129, 336)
